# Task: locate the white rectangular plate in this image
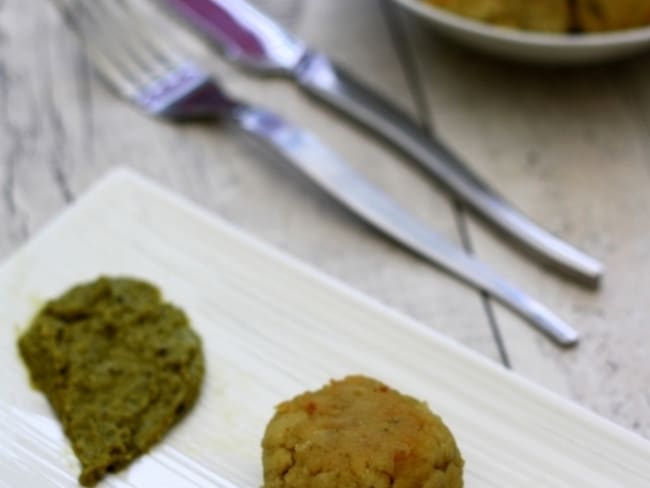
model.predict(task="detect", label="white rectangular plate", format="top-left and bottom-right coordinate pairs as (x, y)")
top-left (1, 169), bottom-right (648, 487)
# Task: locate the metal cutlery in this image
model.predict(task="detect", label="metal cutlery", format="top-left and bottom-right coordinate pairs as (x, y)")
top-left (164, 0), bottom-right (604, 286)
top-left (51, 0), bottom-right (578, 346)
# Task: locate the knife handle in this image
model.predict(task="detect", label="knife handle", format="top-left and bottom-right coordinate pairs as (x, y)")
top-left (295, 53), bottom-right (603, 286)
top-left (233, 104), bottom-right (579, 346)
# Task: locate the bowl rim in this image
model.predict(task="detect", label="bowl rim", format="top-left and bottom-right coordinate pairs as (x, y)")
top-left (395, 0), bottom-right (650, 48)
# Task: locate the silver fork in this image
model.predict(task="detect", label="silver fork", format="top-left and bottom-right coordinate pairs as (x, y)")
top-left (52, 0), bottom-right (578, 346)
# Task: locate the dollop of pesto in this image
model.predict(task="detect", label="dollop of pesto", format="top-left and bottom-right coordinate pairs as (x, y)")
top-left (18, 277), bottom-right (205, 486)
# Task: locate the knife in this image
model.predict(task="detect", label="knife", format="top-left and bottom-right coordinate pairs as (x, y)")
top-left (164, 0), bottom-right (604, 287)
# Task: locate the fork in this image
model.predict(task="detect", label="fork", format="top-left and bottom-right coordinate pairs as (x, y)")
top-left (163, 0), bottom-right (604, 286)
top-left (52, 0), bottom-right (579, 346)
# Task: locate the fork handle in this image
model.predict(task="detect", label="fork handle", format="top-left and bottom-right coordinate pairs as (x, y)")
top-left (232, 105), bottom-right (578, 346)
top-left (295, 53), bottom-right (603, 286)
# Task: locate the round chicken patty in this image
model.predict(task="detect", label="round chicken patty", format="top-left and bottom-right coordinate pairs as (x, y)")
top-left (262, 375), bottom-right (463, 488)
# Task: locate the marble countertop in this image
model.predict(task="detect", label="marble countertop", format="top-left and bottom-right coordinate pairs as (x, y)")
top-left (1, 0), bottom-right (648, 441)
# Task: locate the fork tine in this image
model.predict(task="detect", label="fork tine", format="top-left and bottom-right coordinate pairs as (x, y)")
top-left (83, 0), bottom-right (167, 93)
top-left (53, 0), bottom-right (216, 115)
top-left (92, 0), bottom-right (178, 78)
top-left (109, 0), bottom-right (187, 67)
top-left (58, 0), bottom-right (142, 98)
top-left (59, 0), bottom-right (185, 100)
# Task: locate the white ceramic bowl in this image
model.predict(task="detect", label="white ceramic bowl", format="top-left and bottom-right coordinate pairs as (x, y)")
top-left (395, 0), bottom-right (650, 64)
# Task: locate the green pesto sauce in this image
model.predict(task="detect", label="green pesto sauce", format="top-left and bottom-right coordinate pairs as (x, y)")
top-left (18, 277), bottom-right (205, 486)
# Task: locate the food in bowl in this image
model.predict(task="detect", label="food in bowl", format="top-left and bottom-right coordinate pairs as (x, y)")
top-left (575, 0), bottom-right (650, 32)
top-left (424, 0), bottom-right (650, 33)
top-left (262, 375), bottom-right (463, 487)
top-left (424, 0), bottom-right (571, 32)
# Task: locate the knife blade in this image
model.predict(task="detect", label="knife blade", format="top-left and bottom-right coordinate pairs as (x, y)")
top-left (164, 0), bottom-right (603, 286)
